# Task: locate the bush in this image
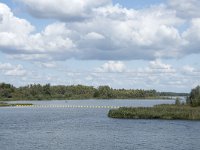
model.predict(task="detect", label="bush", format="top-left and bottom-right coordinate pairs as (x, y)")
top-left (175, 97), bottom-right (181, 105)
top-left (187, 86), bottom-right (200, 107)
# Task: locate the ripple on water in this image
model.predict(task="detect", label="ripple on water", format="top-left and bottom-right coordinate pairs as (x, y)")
top-left (0, 100), bottom-right (200, 150)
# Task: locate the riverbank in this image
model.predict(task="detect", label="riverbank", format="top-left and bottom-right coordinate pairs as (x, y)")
top-left (108, 104), bottom-right (200, 120)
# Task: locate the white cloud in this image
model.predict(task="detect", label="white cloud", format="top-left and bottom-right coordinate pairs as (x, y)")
top-left (149, 59), bottom-right (176, 73)
top-left (168, 0), bottom-right (200, 18)
top-left (17, 0), bottom-right (111, 21)
top-left (27, 23), bottom-right (76, 53)
top-left (96, 61), bottom-right (126, 72)
top-left (0, 3), bottom-right (34, 34)
top-left (182, 18), bottom-right (200, 54)
top-left (0, 6), bottom-right (76, 56)
top-left (182, 65), bottom-right (195, 73)
top-left (0, 63), bottom-right (14, 70)
top-left (85, 32), bottom-right (105, 40)
top-left (0, 59), bottom-right (197, 92)
top-left (85, 59), bottom-right (199, 91)
top-left (181, 65), bottom-right (200, 77)
top-left (8, 54), bottom-right (51, 61)
top-left (73, 4), bottom-right (184, 60)
top-left (36, 62), bottom-right (57, 68)
top-left (0, 3), bottom-right (34, 51)
top-left (1, 1), bottom-right (200, 92)
top-left (0, 62), bottom-right (27, 76)
top-left (0, 1), bottom-right (199, 62)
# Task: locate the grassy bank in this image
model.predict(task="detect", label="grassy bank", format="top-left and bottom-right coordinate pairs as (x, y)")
top-left (0, 102), bottom-right (33, 107)
top-left (108, 104), bottom-right (200, 120)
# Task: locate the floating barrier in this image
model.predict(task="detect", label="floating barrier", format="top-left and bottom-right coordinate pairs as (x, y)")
top-left (14, 105), bottom-right (120, 109)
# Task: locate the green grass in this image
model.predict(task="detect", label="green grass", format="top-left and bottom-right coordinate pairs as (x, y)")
top-left (108, 104), bottom-right (200, 120)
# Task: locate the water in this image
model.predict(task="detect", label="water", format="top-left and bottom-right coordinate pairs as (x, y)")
top-left (7, 99), bottom-right (175, 107)
top-left (1, 99), bottom-right (200, 150)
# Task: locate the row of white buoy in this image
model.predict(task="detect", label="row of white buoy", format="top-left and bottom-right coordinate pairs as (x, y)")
top-left (15, 105), bottom-right (120, 109)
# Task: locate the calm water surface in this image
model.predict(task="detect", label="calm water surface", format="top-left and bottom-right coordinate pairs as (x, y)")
top-left (1, 99), bottom-right (200, 150)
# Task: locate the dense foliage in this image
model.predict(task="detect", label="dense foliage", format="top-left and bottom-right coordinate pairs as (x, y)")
top-left (0, 82), bottom-right (188, 101)
top-left (108, 104), bottom-right (200, 120)
top-left (187, 85), bottom-right (200, 107)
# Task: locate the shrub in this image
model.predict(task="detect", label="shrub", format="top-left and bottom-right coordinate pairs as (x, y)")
top-left (187, 86), bottom-right (200, 107)
top-left (175, 97), bottom-right (181, 105)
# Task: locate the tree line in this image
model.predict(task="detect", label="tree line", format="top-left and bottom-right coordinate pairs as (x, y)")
top-left (0, 82), bottom-right (188, 101)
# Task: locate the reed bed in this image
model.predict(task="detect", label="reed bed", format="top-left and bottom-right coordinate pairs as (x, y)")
top-left (108, 104), bottom-right (200, 120)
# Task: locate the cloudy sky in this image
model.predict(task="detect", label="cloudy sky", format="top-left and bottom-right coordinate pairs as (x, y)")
top-left (0, 0), bottom-right (200, 92)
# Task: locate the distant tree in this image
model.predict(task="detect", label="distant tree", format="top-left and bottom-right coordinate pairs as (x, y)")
top-left (175, 97), bottom-right (181, 105)
top-left (187, 86), bottom-right (200, 107)
top-left (97, 86), bottom-right (113, 99)
top-left (0, 83), bottom-right (15, 98)
top-left (43, 84), bottom-right (51, 95)
top-left (93, 89), bottom-right (100, 98)
top-left (0, 82), bottom-right (186, 100)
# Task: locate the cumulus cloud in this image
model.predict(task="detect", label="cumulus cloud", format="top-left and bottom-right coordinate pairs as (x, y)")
top-left (0, 1), bottom-right (200, 61)
top-left (16, 0), bottom-right (112, 21)
top-left (182, 65), bottom-right (195, 73)
top-left (0, 62), bottom-right (27, 76)
top-left (96, 61), bottom-right (126, 72)
top-left (0, 5), bottom-right (76, 58)
top-left (168, 0), bottom-right (200, 18)
top-left (182, 18), bottom-right (200, 55)
top-left (1, 1), bottom-right (200, 92)
top-left (77, 60), bottom-right (199, 91)
top-left (36, 62), bottom-right (57, 68)
top-left (181, 65), bottom-right (200, 77)
top-left (0, 3), bottom-right (34, 34)
top-left (0, 63), bottom-right (14, 70)
top-left (0, 3), bottom-right (34, 52)
top-left (84, 32), bottom-right (105, 40)
top-left (8, 54), bottom-right (51, 61)
top-left (149, 59), bottom-right (176, 73)
top-left (72, 4), bottom-right (184, 60)
top-left (27, 23), bottom-right (76, 53)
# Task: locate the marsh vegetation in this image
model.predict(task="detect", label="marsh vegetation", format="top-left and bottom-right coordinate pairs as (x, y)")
top-left (108, 86), bottom-right (200, 120)
top-left (108, 104), bottom-right (200, 120)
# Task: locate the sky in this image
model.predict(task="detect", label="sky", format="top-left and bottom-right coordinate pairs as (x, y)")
top-left (0, 0), bottom-right (200, 92)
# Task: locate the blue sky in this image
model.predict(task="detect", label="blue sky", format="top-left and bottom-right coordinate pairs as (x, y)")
top-left (0, 0), bottom-right (200, 92)
top-left (113, 0), bottom-right (166, 8)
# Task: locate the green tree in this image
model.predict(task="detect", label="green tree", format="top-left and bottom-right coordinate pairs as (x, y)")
top-left (97, 86), bottom-right (113, 99)
top-left (187, 86), bottom-right (200, 107)
top-left (175, 97), bottom-right (181, 105)
top-left (0, 83), bottom-right (15, 99)
top-left (43, 84), bottom-right (51, 95)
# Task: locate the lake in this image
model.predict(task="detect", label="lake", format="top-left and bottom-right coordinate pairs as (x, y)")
top-left (1, 99), bottom-right (200, 150)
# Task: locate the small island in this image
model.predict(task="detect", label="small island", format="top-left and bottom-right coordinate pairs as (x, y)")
top-left (108, 86), bottom-right (200, 120)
